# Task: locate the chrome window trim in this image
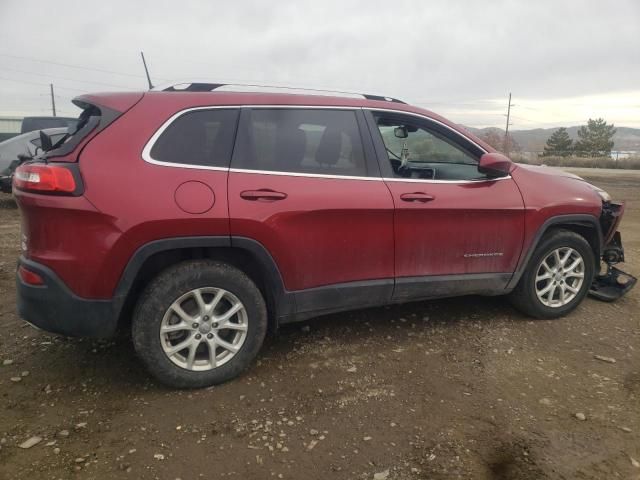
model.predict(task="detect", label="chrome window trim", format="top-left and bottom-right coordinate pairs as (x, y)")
top-left (141, 104), bottom-right (507, 184)
top-left (141, 104), bottom-right (364, 172)
top-left (364, 107), bottom-right (506, 184)
top-left (228, 167), bottom-right (382, 181)
top-left (382, 175), bottom-right (512, 184)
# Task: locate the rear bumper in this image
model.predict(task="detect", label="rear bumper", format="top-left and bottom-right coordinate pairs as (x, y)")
top-left (16, 257), bottom-right (118, 338)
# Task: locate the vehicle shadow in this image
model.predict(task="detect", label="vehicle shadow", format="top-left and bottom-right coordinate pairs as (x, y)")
top-left (22, 294), bottom-right (523, 391)
top-left (276, 293), bottom-right (525, 340)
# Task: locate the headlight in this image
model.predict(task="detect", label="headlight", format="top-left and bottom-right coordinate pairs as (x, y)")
top-left (589, 184), bottom-right (611, 203)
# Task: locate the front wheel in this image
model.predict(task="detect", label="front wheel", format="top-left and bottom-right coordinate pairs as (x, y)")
top-left (132, 260), bottom-right (267, 388)
top-left (509, 230), bottom-right (595, 319)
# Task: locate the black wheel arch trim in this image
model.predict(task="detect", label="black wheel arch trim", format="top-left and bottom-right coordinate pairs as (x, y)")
top-left (113, 236), bottom-right (294, 324)
top-left (506, 213), bottom-right (602, 290)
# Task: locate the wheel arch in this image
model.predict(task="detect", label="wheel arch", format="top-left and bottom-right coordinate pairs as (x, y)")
top-left (113, 236), bottom-right (293, 333)
top-left (507, 214), bottom-right (602, 290)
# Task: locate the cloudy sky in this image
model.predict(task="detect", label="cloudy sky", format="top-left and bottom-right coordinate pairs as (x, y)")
top-left (0, 0), bottom-right (638, 129)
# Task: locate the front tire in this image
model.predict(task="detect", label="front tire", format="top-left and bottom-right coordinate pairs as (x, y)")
top-left (132, 260), bottom-right (267, 388)
top-left (509, 229), bottom-right (595, 319)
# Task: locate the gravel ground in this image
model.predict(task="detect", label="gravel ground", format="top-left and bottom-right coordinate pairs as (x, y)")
top-left (0, 170), bottom-right (638, 479)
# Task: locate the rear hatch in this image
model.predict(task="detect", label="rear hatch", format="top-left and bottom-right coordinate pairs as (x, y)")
top-left (13, 92), bottom-right (144, 298)
top-left (44, 92), bottom-right (144, 163)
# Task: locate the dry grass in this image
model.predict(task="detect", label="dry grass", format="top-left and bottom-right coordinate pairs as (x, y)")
top-left (512, 154), bottom-right (640, 169)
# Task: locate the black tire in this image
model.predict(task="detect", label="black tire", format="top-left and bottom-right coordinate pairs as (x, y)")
top-left (132, 260), bottom-right (267, 388)
top-left (509, 229), bottom-right (595, 319)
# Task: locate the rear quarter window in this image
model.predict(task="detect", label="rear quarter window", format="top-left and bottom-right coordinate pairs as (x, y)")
top-left (149, 109), bottom-right (240, 168)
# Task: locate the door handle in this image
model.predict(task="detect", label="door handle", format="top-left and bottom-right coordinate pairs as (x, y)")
top-left (240, 189), bottom-right (288, 201)
top-left (400, 192), bottom-right (435, 203)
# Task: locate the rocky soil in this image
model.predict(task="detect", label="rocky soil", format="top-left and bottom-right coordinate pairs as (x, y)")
top-left (0, 169), bottom-right (638, 479)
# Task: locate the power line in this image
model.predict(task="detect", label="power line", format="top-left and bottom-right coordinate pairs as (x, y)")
top-left (0, 52), bottom-right (169, 81)
top-left (1, 66), bottom-right (138, 89)
top-left (0, 75), bottom-right (87, 92)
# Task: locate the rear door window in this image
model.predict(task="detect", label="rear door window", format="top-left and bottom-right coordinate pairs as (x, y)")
top-left (233, 109), bottom-right (368, 176)
top-left (149, 109), bottom-right (240, 167)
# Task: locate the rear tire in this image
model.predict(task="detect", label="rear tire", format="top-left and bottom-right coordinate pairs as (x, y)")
top-left (509, 229), bottom-right (595, 319)
top-left (132, 260), bottom-right (267, 388)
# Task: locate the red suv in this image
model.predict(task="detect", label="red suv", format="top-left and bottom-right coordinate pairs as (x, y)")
top-left (13, 83), bottom-right (636, 388)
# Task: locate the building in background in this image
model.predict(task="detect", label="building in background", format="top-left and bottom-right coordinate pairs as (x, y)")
top-left (0, 116), bottom-right (22, 142)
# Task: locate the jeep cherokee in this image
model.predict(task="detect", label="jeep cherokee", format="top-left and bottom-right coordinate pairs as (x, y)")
top-left (13, 83), bottom-right (636, 388)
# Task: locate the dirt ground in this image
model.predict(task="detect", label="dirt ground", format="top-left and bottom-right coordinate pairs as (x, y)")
top-left (0, 168), bottom-right (638, 480)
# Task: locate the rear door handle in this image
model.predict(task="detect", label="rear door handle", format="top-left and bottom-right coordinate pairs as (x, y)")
top-left (400, 192), bottom-right (435, 203)
top-left (240, 189), bottom-right (288, 201)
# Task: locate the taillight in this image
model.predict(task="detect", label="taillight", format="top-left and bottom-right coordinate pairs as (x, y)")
top-left (18, 266), bottom-right (45, 286)
top-left (13, 164), bottom-right (77, 194)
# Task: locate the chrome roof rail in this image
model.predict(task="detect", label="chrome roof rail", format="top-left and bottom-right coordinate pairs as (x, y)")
top-left (153, 81), bottom-right (406, 104)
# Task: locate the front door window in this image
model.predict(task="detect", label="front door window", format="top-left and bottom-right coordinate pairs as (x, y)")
top-left (376, 116), bottom-right (486, 181)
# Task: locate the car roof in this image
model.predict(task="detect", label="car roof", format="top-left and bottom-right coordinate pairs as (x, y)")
top-left (75, 90), bottom-right (495, 153)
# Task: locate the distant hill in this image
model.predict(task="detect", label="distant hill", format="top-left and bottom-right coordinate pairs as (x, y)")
top-left (467, 126), bottom-right (640, 153)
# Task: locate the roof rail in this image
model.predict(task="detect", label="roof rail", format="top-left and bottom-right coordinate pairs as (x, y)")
top-left (154, 82), bottom-right (406, 104)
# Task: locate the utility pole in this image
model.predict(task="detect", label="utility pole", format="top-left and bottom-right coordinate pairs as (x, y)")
top-left (140, 51), bottom-right (154, 90)
top-left (503, 92), bottom-right (515, 154)
top-left (50, 83), bottom-right (57, 117)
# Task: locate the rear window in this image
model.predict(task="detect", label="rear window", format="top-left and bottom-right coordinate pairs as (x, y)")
top-left (20, 117), bottom-right (78, 134)
top-left (234, 109), bottom-right (367, 176)
top-left (43, 105), bottom-right (104, 158)
top-left (149, 109), bottom-right (239, 167)
top-left (31, 133), bottom-right (67, 148)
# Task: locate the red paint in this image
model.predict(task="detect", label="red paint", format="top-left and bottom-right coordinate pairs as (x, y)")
top-left (386, 178), bottom-right (525, 276)
top-left (228, 172), bottom-right (394, 290)
top-left (174, 181), bottom-right (215, 214)
top-left (13, 90), bottom-right (608, 300)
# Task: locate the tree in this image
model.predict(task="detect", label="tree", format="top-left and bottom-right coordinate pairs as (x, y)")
top-left (573, 118), bottom-right (616, 157)
top-left (478, 129), bottom-right (521, 154)
top-left (542, 127), bottom-right (573, 157)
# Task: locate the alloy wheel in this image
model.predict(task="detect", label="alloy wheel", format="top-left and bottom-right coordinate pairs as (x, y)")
top-left (159, 287), bottom-right (248, 371)
top-left (534, 247), bottom-right (585, 308)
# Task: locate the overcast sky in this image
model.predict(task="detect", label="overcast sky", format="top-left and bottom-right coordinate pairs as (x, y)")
top-left (0, 0), bottom-right (638, 129)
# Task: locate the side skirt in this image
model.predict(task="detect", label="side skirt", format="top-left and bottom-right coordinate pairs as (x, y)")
top-left (280, 273), bottom-right (512, 324)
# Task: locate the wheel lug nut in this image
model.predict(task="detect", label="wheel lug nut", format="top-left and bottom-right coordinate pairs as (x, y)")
top-left (195, 334), bottom-right (202, 340)
top-left (212, 323), bottom-right (218, 329)
top-left (192, 323), bottom-right (199, 328)
top-left (207, 333), bottom-right (213, 339)
top-left (203, 315), bottom-right (209, 321)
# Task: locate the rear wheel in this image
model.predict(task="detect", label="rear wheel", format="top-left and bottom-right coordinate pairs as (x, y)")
top-left (132, 260), bottom-right (267, 388)
top-left (509, 229), bottom-right (595, 319)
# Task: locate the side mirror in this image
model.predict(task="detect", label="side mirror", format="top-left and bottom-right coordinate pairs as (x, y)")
top-left (394, 126), bottom-right (408, 138)
top-left (478, 152), bottom-right (514, 177)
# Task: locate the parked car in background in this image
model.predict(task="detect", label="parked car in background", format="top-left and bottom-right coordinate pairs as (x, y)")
top-left (20, 116), bottom-right (77, 134)
top-left (12, 83), bottom-right (636, 388)
top-left (0, 128), bottom-right (67, 193)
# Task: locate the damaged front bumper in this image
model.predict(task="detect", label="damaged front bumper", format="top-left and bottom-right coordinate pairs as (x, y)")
top-left (589, 202), bottom-right (637, 301)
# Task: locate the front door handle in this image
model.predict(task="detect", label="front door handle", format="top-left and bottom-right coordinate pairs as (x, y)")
top-left (240, 189), bottom-right (288, 201)
top-left (400, 192), bottom-right (435, 203)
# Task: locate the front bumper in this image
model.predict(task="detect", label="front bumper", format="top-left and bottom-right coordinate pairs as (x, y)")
top-left (16, 257), bottom-right (118, 338)
top-left (589, 230), bottom-right (637, 302)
